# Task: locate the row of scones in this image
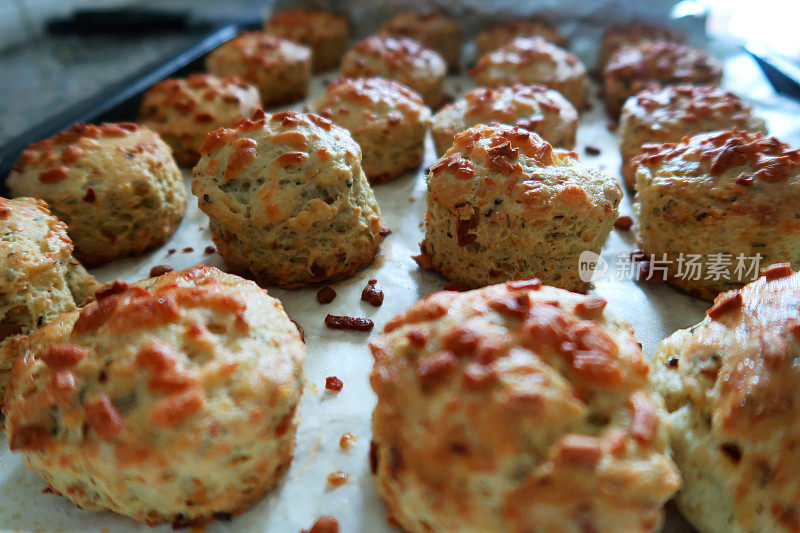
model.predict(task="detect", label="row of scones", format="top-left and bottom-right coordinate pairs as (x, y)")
top-left (1, 5), bottom-right (800, 533)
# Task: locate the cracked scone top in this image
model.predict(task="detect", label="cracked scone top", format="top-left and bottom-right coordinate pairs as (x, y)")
top-left (341, 36), bottom-right (447, 107)
top-left (7, 122), bottom-right (187, 266)
top-left (379, 9), bottom-right (462, 71)
top-left (310, 77), bottom-right (432, 183)
top-left (431, 84), bottom-right (578, 155)
top-left (1, 266), bottom-right (305, 527)
top-left (263, 8), bottom-right (349, 72)
top-left (420, 123), bottom-right (621, 292)
top-left (470, 37), bottom-right (589, 109)
top-left (650, 266), bottom-right (800, 532)
top-left (139, 74), bottom-right (261, 167)
top-left (633, 129), bottom-right (800, 300)
top-left (0, 197), bottom-right (96, 379)
top-left (603, 41), bottom-right (723, 117)
top-left (476, 20), bottom-right (567, 57)
top-left (192, 110), bottom-right (385, 288)
top-left (205, 31), bottom-right (311, 107)
top-left (370, 280), bottom-right (680, 533)
top-left (618, 84), bottom-right (765, 188)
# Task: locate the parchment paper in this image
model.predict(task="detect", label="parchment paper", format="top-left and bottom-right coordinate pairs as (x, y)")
top-left (1, 4), bottom-right (800, 532)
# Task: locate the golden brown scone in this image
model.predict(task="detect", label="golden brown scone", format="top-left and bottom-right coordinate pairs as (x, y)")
top-left (340, 36), bottom-right (447, 108)
top-left (0, 197), bottom-right (96, 364)
top-left (633, 129), bottom-right (800, 300)
top-left (603, 41), bottom-right (723, 118)
top-left (138, 74), bottom-right (261, 167)
top-left (263, 8), bottom-right (349, 72)
top-left (379, 9), bottom-right (462, 71)
top-left (431, 84), bottom-right (578, 155)
top-left (2, 266), bottom-right (305, 527)
top-left (475, 20), bottom-right (567, 57)
top-left (370, 280), bottom-right (681, 533)
top-left (420, 123), bottom-right (621, 292)
top-left (7, 122), bottom-right (187, 267)
top-left (597, 22), bottom-right (685, 71)
top-left (205, 31), bottom-right (311, 107)
top-left (618, 84), bottom-right (766, 188)
top-left (192, 110), bottom-right (385, 288)
top-left (651, 267), bottom-right (800, 533)
top-left (310, 77), bottom-right (432, 183)
top-left (470, 37), bottom-right (589, 110)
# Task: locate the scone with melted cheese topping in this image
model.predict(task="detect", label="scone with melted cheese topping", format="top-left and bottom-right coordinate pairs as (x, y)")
top-left (371, 280), bottom-right (680, 533)
top-left (421, 123), bottom-right (621, 292)
top-left (192, 110), bottom-right (385, 288)
top-left (2, 266), bottom-right (305, 527)
top-left (431, 84), bottom-right (578, 155)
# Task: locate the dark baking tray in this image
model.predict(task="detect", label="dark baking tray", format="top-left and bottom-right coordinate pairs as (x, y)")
top-left (0, 23), bottom-right (241, 192)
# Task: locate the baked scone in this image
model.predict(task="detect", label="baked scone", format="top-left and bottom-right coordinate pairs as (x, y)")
top-left (205, 31), bottom-right (311, 107)
top-left (0, 197), bottom-right (96, 345)
top-left (370, 281), bottom-right (681, 533)
top-left (340, 36), bottom-right (448, 108)
top-left (8, 122), bottom-right (187, 267)
top-left (431, 84), bottom-right (578, 155)
top-left (379, 10), bottom-right (462, 71)
top-left (633, 129), bottom-right (800, 300)
top-left (618, 84), bottom-right (766, 188)
top-left (310, 77), bottom-right (432, 183)
top-left (651, 266), bottom-right (800, 533)
top-left (192, 110), bottom-right (385, 288)
top-left (263, 8), bottom-right (349, 72)
top-left (603, 41), bottom-right (723, 118)
top-left (2, 266), bottom-right (305, 527)
top-left (420, 123), bottom-right (621, 292)
top-left (470, 37), bottom-right (589, 109)
top-left (597, 22), bottom-right (685, 71)
top-left (475, 20), bottom-right (567, 57)
top-left (138, 74), bottom-right (261, 167)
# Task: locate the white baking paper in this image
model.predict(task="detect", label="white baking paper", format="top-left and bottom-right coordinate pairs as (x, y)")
top-left (2, 10), bottom-right (800, 533)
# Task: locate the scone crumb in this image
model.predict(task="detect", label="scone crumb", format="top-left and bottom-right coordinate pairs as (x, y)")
top-left (149, 265), bottom-right (174, 277)
top-left (324, 315), bottom-right (374, 331)
top-left (361, 279), bottom-right (384, 307)
top-left (325, 376), bottom-right (343, 392)
top-left (326, 471), bottom-right (349, 487)
top-left (316, 286), bottom-right (337, 304)
top-left (303, 515), bottom-right (339, 533)
top-left (339, 433), bottom-right (356, 449)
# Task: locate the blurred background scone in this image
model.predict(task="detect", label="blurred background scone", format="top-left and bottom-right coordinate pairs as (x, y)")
top-left (633, 129), bottom-right (800, 300)
top-left (420, 123), bottom-right (621, 292)
top-left (263, 8), bottom-right (349, 73)
top-left (379, 9), bottom-right (462, 71)
top-left (8, 122), bottom-right (187, 266)
top-left (470, 37), bottom-right (589, 109)
top-left (651, 267), bottom-right (800, 533)
top-left (192, 110), bottom-right (385, 288)
top-left (597, 22), bottom-right (685, 71)
top-left (205, 31), bottom-right (311, 107)
top-left (370, 281), bottom-right (680, 533)
top-left (618, 84), bottom-right (765, 188)
top-left (0, 197), bottom-right (96, 345)
top-left (475, 20), bottom-right (567, 57)
top-left (340, 36), bottom-right (447, 108)
top-left (1, 266), bottom-right (305, 526)
top-left (603, 41), bottom-right (723, 117)
top-left (431, 84), bottom-right (578, 155)
top-left (138, 74), bottom-right (261, 167)
top-left (310, 77), bottom-right (432, 183)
